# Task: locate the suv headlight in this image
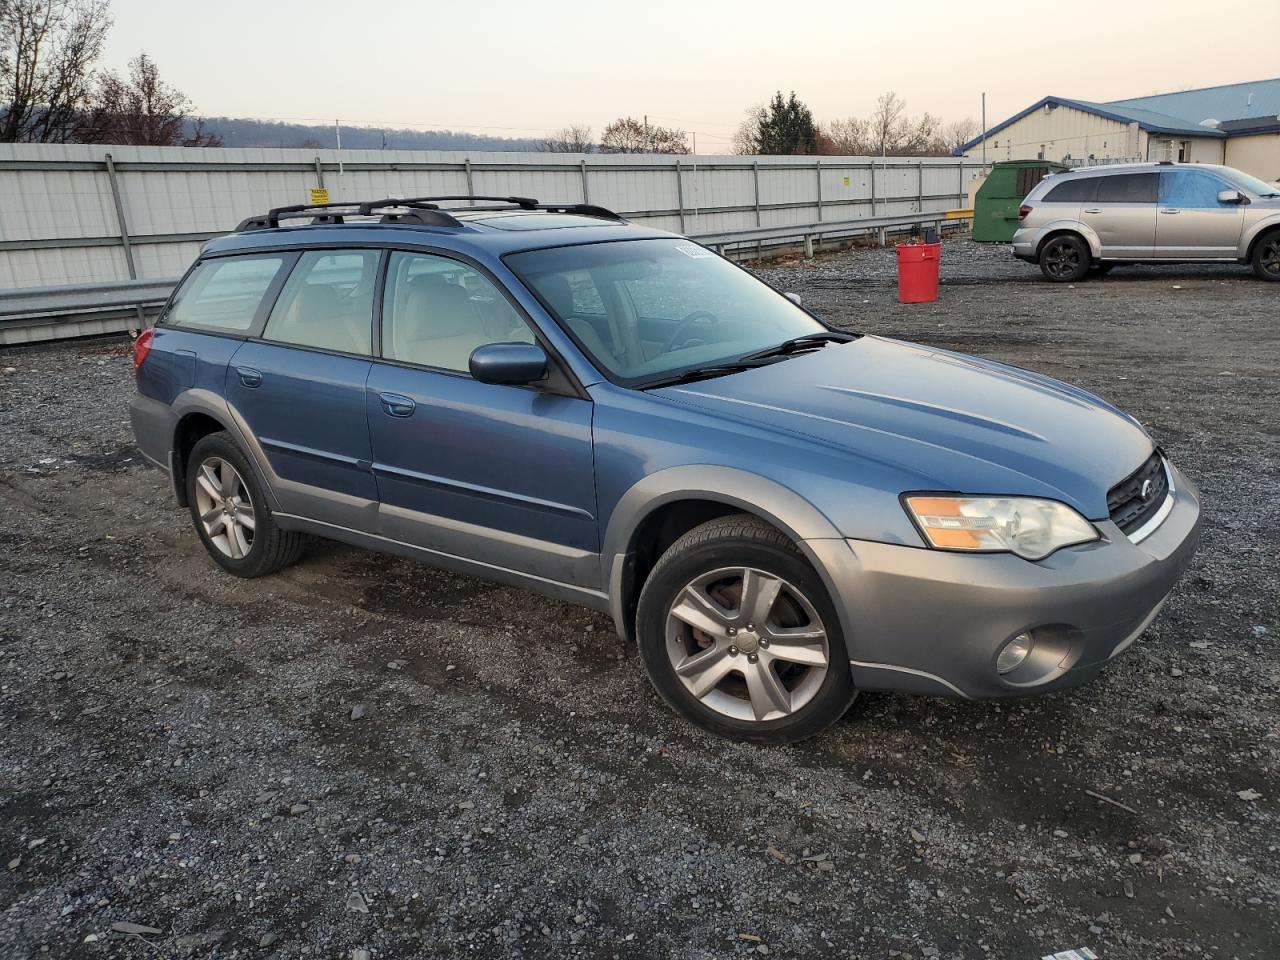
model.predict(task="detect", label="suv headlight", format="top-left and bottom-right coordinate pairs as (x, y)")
top-left (903, 495), bottom-right (1098, 561)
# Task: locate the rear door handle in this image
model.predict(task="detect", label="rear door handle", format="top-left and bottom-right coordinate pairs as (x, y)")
top-left (1160, 207), bottom-right (1180, 214)
top-left (1083, 207), bottom-right (1102, 214)
top-left (235, 366), bottom-right (262, 388)
top-left (378, 392), bottom-right (416, 418)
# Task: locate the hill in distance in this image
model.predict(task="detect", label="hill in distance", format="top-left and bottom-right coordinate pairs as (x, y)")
top-left (195, 117), bottom-right (544, 152)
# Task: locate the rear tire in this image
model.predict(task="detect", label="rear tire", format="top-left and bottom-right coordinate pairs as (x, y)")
top-left (635, 514), bottom-right (856, 744)
top-left (1039, 234), bottom-right (1090, 282)
top-left (185, 431), bottom-right (304, 578)
top-left (1252, 231), bottom-right (1280, 281)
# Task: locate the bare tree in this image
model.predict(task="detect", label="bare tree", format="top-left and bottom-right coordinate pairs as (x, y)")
top-left (87, 52), bottom-right (220, 145)
top-left (538, 124), bottom-right (593, 153)
top-left (938, 117), bottom-right (979, 155)
top-left (731, 104), bottom-right (765, 154)
top-left (599, 116), bottom-right (688, 154)
top-left (824, 116), bottom-right (871, 155)
top-left (869, 91), bottom-right (907, 156)
top-left (0, 0), bottom-right (112, 142)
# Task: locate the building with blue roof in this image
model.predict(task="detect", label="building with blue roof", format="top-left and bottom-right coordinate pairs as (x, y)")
top-left (959, 78), bottom-right (1280, 181)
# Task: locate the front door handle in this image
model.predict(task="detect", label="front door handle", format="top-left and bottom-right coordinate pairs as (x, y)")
top-left (236, 366), bottom-right (262, 388)
top-left (378, 392), bottom-right (416, 418)
top-left (1160, 207), bottom-right (1181, 215)
top-left (1083, 207), bottom-right (1102, 214)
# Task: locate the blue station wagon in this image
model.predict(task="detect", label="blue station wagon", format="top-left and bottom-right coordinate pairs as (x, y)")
top-left (130, 195), bottom-right (1202, 742)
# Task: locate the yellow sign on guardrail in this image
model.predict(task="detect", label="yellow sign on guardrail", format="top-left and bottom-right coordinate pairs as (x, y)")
top-left (309, 188), bottom-right (330, 205)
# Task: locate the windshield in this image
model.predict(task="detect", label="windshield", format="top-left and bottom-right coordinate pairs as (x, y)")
top-left (505, 238), bottom-right (827, 386)
top-left (1220, 167), bottom-right (1280, 197)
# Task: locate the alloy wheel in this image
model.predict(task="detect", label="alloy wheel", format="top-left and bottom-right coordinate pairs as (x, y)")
top-left (1043, 240), bottom-right (1081, 279)
top-left (1261, 237), bottom-right (1280, 278)
top-left (664, 567), bottom-right (830, 723)
top-left (193, 456), bottom-right (256, 560)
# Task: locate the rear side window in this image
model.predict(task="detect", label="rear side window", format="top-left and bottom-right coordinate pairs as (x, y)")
top-left (1160, 169), bottom-right (1230, 207)
top-left (263, 250), bottom-right (379, 355)
top-left (165, 255), bottom-right (287, 332)
top-left (381, 251), bottom-right (534, 373)
top-left (1043, 177), bottom-right (1098, 202)
top-left (1096, 173), bottom-right (1158, 203)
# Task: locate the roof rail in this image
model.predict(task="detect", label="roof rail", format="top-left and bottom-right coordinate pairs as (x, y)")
top-left (234, 195), bottom-right (627, 232)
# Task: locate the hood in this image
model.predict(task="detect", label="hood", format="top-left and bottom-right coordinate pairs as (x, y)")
top-left (655, 336), bottom-right (1154, 520)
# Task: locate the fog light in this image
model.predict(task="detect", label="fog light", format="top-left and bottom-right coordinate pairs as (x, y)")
top-left (997, 632), bottom-right (1035, 674)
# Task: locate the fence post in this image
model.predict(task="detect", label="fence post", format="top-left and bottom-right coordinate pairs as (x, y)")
top-left (464, 158), bottom-right (475, 197)
top-left (580, 159), bottom-right (590, 203)
top-left (752, 161), bottom-right (761, 226)
top-left (869, 160), bottom-right (876, 216)
top-left (815, 159), bottom-right (823, 222)
top-left (675, 159), bottom-right (686, 234)
top-left (104, 154), bottom-right (137, 281)
top-left (958, 160), bottom-right (964, 206)
top-left (918, 161), bottom-right (924, 212)
top-left (313, 156), bottom-right (325, 190)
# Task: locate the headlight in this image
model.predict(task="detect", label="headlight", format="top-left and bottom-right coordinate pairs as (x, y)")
top-left (903, 495), bottom-right (1098, 561)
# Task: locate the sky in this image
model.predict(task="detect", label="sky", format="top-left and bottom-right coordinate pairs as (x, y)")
top-left (101, 0), bottom-right (1280, 150)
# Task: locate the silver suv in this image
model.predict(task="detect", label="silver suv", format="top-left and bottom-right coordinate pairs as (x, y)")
top-left (1012, 162), bottom-right (1280, 282)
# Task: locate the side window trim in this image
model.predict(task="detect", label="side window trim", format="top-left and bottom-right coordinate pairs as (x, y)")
top-left (246, 250), bottom-right (302, 339)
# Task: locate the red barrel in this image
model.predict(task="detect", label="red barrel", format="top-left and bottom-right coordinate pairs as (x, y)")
top-left (895, 242), bottom-right (941, 303)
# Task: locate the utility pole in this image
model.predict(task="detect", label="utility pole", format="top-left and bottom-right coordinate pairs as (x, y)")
top-left (644, 114), bottom-right (649, 152)
top-left (981, 93), bottom-right (987, 172)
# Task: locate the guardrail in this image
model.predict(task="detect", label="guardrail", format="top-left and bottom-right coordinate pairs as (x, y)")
top-left (0, 208), bottom-right (972, 346)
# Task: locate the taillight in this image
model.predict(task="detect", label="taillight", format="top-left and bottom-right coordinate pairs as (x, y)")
top-left (132, 328), bottom-right (154, 378)
top-left (1018, 204), bottom-right (1033, 221)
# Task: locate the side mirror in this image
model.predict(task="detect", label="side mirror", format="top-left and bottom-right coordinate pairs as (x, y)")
top-left (783, 292), bottom-right (803, 306)
top-left (1217, 189), bottom-right (1246, 204)
top-left (468, 342), bottom-right (548, 385)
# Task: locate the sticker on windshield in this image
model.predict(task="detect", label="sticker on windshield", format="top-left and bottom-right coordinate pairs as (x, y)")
top-left (673, 242), bottom-right (715, 259)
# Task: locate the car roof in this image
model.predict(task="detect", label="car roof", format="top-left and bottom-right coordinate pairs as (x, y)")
top-left (203, 200), bottom-right (677, 259)
top-left (1048, 161), bottom-right (1232, 179)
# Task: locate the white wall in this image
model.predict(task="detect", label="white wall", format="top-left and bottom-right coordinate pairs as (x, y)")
top-left (0, 144), bottom-right (983, 289)
top-left (1225, 132), bottom-right (1280, 182)
top-left (963, 104), bottom-right (1141, 165)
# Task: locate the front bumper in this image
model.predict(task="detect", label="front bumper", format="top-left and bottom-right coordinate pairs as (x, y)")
top-left (815, 464), bottom-right (1201, 699)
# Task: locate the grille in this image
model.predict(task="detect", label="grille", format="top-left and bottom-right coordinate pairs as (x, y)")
top-left (1107, 452), bottom-right (1170, 535)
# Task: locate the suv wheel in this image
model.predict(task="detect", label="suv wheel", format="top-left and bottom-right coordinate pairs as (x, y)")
top-left (1252, 231), bottom-right (1280, 281)
top-left (1039, 234), bottom-right (1090, 282)
top-left (186, 432), bottom-right (304, 577)
top-left (636, 515), bottom-right (856, 743)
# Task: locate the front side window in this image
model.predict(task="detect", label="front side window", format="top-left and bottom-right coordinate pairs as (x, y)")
top-left (381, 252), bottom-right (534, 373)
top-left (165, 255), bottom-right (288, 332)
top-left (1096, 173), bottom-right (1158, 204)
top-left (263, 250), bottom-right (379, 355)
top-left (506, 238), bottom-right (826, 385)
top-left (1159, 169), bottom-right (1231, 207)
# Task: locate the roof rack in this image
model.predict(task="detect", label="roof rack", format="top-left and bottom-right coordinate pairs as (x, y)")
top-left (234, 195), bottom-right (626, 232)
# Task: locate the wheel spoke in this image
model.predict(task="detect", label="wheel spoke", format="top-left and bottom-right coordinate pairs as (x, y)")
top-left (744, 660), bottom-right (791, 719)
top-left (200, 506), bottom-right (222, 525)
top-left (197, 466), bottom-right (222, 503)
top-left (739, 569), bottom-right (782, 627)
top-left (218, 460), bottom-right (236, 496)
top-left (237, 509), bottom-right (255, 531)
top-left (670, 585), bottom-right (731, 637)
top-left (674, 646), bottom-right (736, 699)
top-left (764, 634), bottom-right (828, 667)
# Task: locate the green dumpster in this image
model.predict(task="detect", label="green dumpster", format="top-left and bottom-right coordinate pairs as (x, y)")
top-left (973, 160), bottom-right (1066, 242)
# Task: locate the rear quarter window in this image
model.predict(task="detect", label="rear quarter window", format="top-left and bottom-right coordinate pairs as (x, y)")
top-left (1042, 177), bottom-right (1098, 202)
top-left (1096, 173), bottom-right (1158, 203)
top-left (165, 255), bottom-right (289, 332)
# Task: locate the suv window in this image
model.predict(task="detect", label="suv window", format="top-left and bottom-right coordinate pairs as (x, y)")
top-left (165, 255), bottom-right (288, 332)
top-left (1043, 177), bottom-right (1098, 203)
top-left (381, 252), bottom-right (534, 373)
top-left (263, 250), bottom-right (379, 355)
top-left (1096, 173), bottom-right (1158, 203)
top-left (1160, 169), bottom-right (1230, 207)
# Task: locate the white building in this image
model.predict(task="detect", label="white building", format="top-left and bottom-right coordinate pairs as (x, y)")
top-left (961, 78), bottom-right (1280, 182)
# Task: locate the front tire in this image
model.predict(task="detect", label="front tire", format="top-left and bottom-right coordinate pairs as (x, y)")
top-left (1252, 231), bottom-right (1280, 281)
top-left (186, 432), bottom-right (304, 577)
top-left (1039, 234), bottom-right (1090, 282)
top-left (636, 515), bottom-right (856, 744)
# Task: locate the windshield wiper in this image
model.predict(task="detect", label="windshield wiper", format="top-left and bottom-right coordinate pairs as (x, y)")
top-left (639, 360), bottom-right (772, 389)
top-left (741, 330), bottom-right (856, 362)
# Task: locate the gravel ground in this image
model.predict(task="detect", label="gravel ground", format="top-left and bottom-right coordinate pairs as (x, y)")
top-left (1, 240), bottom-right (1277, 959)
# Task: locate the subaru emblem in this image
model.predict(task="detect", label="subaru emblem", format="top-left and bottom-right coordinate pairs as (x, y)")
top-left (1140, 478), bottom-right (1154, 501)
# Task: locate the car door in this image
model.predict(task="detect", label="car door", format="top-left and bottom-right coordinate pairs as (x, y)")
top-left (366, 250), bottom-right (599, 588)
top-left (1078, 172), bottom-right (1158, 259)
top-left (226, 248), bottom-right (382, 531)
top-left (1155, 168), bottom-right (1247, 259)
